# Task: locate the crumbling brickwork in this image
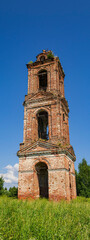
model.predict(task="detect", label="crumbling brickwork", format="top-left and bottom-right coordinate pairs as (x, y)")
top-left (17, 50), bottom-right (76, 200)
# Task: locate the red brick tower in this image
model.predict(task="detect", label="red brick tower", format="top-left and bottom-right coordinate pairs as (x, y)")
top-left (17, 50), bottom-right (76, 200)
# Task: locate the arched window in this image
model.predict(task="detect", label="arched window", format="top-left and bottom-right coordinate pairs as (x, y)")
top-left (38, 70), bottom-right (47, 91)
top-left (37, 110), bottom-right (49, 140)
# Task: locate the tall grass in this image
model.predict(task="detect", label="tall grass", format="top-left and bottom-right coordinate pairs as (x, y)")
top-left (0, 196), bottom-right (90, 240)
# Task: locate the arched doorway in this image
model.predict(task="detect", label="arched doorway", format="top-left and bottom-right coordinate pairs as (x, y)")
top-left (37, 110), bottom-right (49, 140)
top-left (35, 162), bottom-right (48, 198)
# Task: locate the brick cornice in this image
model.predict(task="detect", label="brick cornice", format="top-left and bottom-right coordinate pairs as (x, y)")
top-left (17, 140), bottom-right (76, 161)
top-left (23, 92), bottom-right (69, 111)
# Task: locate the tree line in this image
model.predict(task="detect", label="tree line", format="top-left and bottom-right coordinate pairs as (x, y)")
top-left (75, 158), bottom-right (90, 198)
top-left (0, 158), bottom-right (90, 198)
top-left (0, 177), bottom-right (18, 197)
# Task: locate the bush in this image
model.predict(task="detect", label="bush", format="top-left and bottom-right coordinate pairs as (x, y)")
top-left (47, 51), bottom-right (54, 59)
top-left (9, 186), bottom-right (18, 198)
top-left (28, 60), bottom-right (33, 64)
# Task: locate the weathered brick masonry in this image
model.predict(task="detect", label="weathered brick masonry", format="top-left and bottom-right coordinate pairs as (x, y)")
top-left (17, 50), bottom-right (76, 200)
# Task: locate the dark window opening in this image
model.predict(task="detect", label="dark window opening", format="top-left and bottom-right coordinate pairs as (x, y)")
top-left (59, 74), bottom-right (61, 80)
top-left (40, 56), bottom-right (45, 63)
top-left (37, 111), bottom-right (49, 140)
top-left (38, 70), bottom-right (47, 91)
top-left (63, 113), bottom-right (65, 121)
top-left (35, 162), bottom-right (48, 198)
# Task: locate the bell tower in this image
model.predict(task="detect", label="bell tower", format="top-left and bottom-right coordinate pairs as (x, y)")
top-left (17, 50), bottom-right (76, 200)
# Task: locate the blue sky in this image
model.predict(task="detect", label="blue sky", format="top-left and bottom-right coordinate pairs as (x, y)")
top-left (0, 0), bottom-right (90, 188)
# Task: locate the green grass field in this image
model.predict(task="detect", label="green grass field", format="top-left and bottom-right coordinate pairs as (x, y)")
top-left (0, 196), bottom-right (90, 240)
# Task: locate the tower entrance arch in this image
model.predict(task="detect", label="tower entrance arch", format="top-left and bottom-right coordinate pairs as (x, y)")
top-left (35, 162), bottom-right (48, 198)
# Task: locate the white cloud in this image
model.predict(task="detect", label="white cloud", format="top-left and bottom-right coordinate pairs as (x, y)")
top-left (14, 163), bottom-right (19, 171)
top-left (5, 165), bottom-right (13, 170)
top-left (0, 163), bottom-right (19, 186)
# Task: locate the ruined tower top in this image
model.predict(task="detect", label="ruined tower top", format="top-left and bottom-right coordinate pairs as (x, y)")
top-left (27, 50), bottom-right (65, 77)
top-left (26, 50), bottom-right (66, 100)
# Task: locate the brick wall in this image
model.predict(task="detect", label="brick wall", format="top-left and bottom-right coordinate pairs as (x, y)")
top-left (18, 154), bottom-right (76, 200)
top-left (17, 50), bottom-right (76, 201)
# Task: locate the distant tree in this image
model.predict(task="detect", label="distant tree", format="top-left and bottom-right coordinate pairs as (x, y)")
top-left (9, 186), bottom-right (18, 198)
top-left (76, 159), bottom-right (90, 198)
top-left (0, 176), bottom-right (4, 195)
